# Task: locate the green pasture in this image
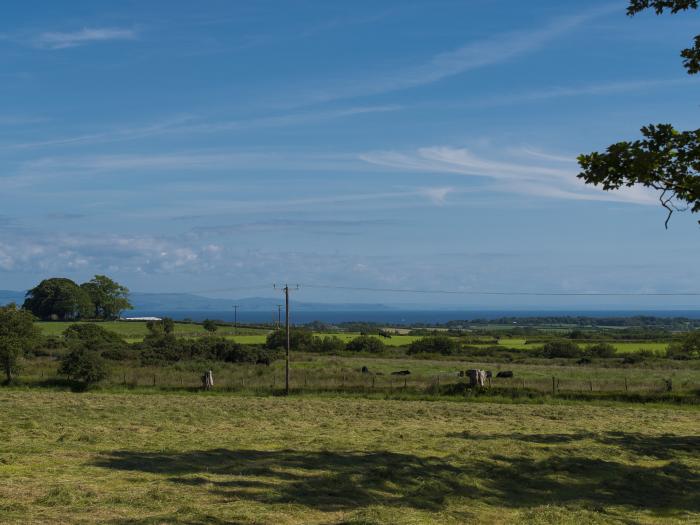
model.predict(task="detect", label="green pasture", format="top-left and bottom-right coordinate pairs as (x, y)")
top-left (34, 322), bottom-right (672, 355)
top-left (17, 351), bottom-right (700, 395)
top-left (1, 391), bottom-right (698, 524)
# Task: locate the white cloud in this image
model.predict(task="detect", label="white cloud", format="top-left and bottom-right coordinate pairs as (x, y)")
top-left (360, 146), bottom-right (658, 206)
top-left (35, 27), bottom-right (137, 49)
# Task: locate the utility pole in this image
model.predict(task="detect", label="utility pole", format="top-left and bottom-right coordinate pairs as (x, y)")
top-left (233, 305), bottom-right (239, 334)
top-left (277, 304), bottom-right (283, 329)
top-left (285, 286), bottom-right (290, 395)
top-left (274, 284), bottom-right (297, 396)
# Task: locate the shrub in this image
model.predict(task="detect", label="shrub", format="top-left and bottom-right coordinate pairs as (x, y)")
top-left (64, 323), bottom-right (129, 360)
top-left (667, 331), bottom-right (700, 360)
top-left (265, 329), bottom-right (314, 351)
top-left (309, 336), bottom-right (346, 353)
top-left (541, 340), bottom-right (582, 358)
top-left (586, 342), bottom-right (616, 358)
top-left (407, 336), bottom-right (460, 355)
top-left (202, 319), bottom-right (218, 333)
top-left (345, 335), bottom-right (386, 353)
top-left (59, 346), bottom-right (108, 388)
top-left (139, 332), bottom-right (181, 365)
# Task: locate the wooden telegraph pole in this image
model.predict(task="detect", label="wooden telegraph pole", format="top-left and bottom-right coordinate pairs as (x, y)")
top-left (275, 284), bottom-right (297, 395)
top-left (285, 285), bottom-right (290, 395)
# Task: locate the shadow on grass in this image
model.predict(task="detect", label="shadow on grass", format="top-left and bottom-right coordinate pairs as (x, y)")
top-left (94, 445), bottom-right (700, 516)
top-left (94, 449), bottom-right (465, 512)
top-left (447, 430), bottom-right (700, 459)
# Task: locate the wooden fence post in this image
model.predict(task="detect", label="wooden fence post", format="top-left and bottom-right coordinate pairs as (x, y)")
top-left (372, 375), bottom-right (375, 389)
top-left (624, 377), bottom-right (628, 392)
top-left (153, 374), bottom-right (156, 386)
top-left (552, 377), bottom-right (556, 394)
top-left (404, 377), bottom-right (407, 389)
top-left (589, 380), bottom-right (593, 392)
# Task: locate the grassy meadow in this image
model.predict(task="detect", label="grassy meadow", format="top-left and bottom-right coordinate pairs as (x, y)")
top-left (1, 391), bottom-right (698, 524)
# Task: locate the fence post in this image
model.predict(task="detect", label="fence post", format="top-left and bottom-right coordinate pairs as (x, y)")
top-left (552, 377), bottom-right (556, 395)
top-left (404, 377), bottom-right (407, 389)
top-left (522, 378), bottom-right (525, 389)
top-left (624, 377), bottom-right (628, 392)
top-left (153, 374), bottom-right (156, 387)
top-left (372, 375), bottom-right (375, 389)
top-left (589, 380), bottom-right (593, 392)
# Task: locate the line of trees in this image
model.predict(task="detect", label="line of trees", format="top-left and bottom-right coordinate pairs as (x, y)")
top-left (23, 275), bottom-right (132, 321)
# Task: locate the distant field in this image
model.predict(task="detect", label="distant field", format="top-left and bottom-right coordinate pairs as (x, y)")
top-left (34, 322), bottom-right (671, 354)
top-left (1, 391), bottom-right (698, 524)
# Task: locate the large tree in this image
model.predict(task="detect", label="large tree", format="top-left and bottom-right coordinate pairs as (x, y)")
top-left (80, 275), bottom-right (132, 320)
top-left (0, 303), bottom-right (40, 383)
top-left (23, 278), bottom-right (93, 321)
top-left (578, 1), bottom-right (700, 227)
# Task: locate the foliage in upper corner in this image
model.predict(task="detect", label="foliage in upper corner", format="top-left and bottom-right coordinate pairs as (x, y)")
top-left (577, 1), bottom-right (700, 226)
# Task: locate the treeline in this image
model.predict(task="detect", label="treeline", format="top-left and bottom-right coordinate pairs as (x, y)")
top-left (23, 275), bottom-right (132, 321)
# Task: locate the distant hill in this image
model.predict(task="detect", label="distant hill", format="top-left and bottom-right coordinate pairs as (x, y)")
top-left (0, 289), bottom-right (391, 312)
top-left (0, 290), bottom-right (26, 305)
top-left (129, 293), bottom-right (392, 312)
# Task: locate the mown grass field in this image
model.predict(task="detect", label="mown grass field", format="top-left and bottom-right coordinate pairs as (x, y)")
top-left (0, 391), bottom-right (698, 524)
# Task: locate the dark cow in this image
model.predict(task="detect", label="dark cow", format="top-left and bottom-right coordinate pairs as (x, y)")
top-left (485, 371), bottom-right (493, 379)
top-left (361, 366), bottom-right (370, 374)
top-left (256, 356), bottom-right (271, 366)
top-left (496, 370), bottom-right (513, 378)
top-left (391, 370), bottom-right (411, 376)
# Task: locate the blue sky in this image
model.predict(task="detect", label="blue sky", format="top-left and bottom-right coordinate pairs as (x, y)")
top-left (1, 0), bottom-right (700, 308)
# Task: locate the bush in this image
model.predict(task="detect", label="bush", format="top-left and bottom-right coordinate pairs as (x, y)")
top-left (586, 342), bottom-right (616, 358)
top-left (407, 336), bottom-right (460, 355)
top-left (345, 335), bottom-right (386, 353)
top-left (667, 331), bottom-right (700, 360)
top-left (541, 340), bottom-right (582, 358)
top-left (265, 329), bottom-right (315, 351)
top-left (309, 336), bottom-right (346, 353)
top-left (59, 346), bottom-right (108, 388)
top-left (202, 319), bottom-right (218, 333)
top-left (64, 323), bottom-right (129, 360)
top-left (139, 332), bottom-right (181, 364)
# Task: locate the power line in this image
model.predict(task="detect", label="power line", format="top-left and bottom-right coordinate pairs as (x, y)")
top-left (299, 283), bottom-right (700, 297)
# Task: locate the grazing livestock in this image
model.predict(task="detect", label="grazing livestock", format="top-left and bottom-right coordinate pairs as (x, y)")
top-left (496, 371), bottom-right (514, 378)
top-left (361, 366), bottom-right (370, 374)
top-left (201, 369), bottom-right (214, 390)
top-left (485, 371), bottom-right (493, 379)
top-left (256, 357), bottom-right (271, 366)
top-left (467, 369), bottom-right (488, 387)
top-left (391, 370), bottom-right (411, 376)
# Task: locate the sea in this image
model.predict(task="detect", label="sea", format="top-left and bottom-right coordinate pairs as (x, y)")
top-left (125, 309), bottom-right (700, 325)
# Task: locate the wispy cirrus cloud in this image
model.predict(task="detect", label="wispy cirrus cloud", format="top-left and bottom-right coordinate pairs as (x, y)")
top-left (3, 105), bottom-right (399, 151)
top-left (360, 146), bottom-right (657, 206)
top-left (446, 78), bottom-right (695, 109)
top-left (298, 6), bottom-right (617, 104)
top-left (35, 27), bottom-right (137, 49)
